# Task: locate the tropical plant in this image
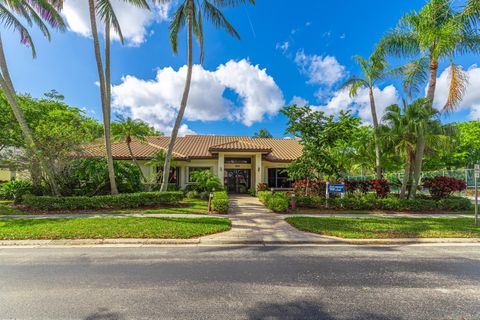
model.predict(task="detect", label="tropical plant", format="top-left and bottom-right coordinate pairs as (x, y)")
top-left (0, 180), bottom-right (33, 204)
top-left (111, 115), bottom-right (160, 181)
top-left (147, 150), bottom-right (176, 184)
top-left (340, 53), bottom-right (395, 179)
top-left (159, 0), bottom-right (256, 191)
top-left (0, 0), bottom-right (66, 195)
top-left (379, 0), bottom-right (480, 197)
top-left (423, 176), bottom-right (467, 199)
top-left (253, 128), bottom-right (273, 138)
top-left (190, 170), bottom-right (222, 192)
top-left (87, 0), bottom-right (150, 194)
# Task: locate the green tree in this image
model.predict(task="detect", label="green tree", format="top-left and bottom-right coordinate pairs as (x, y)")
top-left (341, 53), bottom-right (395, 179)
top-left (147, 150), bottom-right (176, 184)
top-left (281, 105), bottom-right (361, 181)
top-left (379, 0), bottom-right (480, 197)
top-left (447, 120), bottom-right (480, 168)
top-left (111, 115), bottom-right (160, 181)
top-left (87, 0), bottom-right (150, 194)
top-left (0, 0), bottom-right (65, 195)
top-left (253, 128), bottom-right (273, 138)
top-left (159, 0), bottom-right (255, 192)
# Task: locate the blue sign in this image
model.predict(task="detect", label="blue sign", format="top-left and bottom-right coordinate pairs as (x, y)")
top-left (328, 184), bottom-right (345, 193)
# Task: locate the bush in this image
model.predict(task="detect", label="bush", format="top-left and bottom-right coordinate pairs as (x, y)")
top-left (293, 179), bottom-right (326, 196)
top-left (257, 191), bottom-right (273, 204)
top-left (258, 191), bottom-right (289, 213)
top-left (211, 191), bottom-right (229, 214)
top-left (190, 170), bottom-right (222, 192)
top-left (257, 183), bottom-right (268, 192)
top-left (248, 188), bottom-right (257, 196)
top-left (369, 179), bottom-right (390, 198)
top-left (0, 180), bottom-right (33, 204)
top-left (22, 191), bottom-right (184, 210)
top-left (423, 176), bottom-right (467, 199)
top-left (296, 194), bottom-right (472, 212)
top-left (344, 179), bottom-right (390, 196)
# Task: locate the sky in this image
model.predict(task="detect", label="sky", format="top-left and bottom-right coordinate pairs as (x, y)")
top-left (4, 0), bottom-right (480, 138)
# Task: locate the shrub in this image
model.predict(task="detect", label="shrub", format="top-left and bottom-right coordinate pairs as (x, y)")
top-left (293, 179), bottom-right (326, 196)
top-left (22, 191), bottom-right (184, 210)
top-left (0, 180), bottom-right (33, 204)
top-left (211, 191), bottom-right (229, 214)
top-left (190, 170), bottom-right (222, 192)
top-left (423, 176), bottom-right (467, 199)
top-left (266, 193), bottom-right (289, 213)
top-left (369, 179), bottom-right (391, 198)
top-left (257, 183), bottom-right (268, 192)
top-left (257, 191), bottom-right (273, 204)
top-left (186, 191), bottom-right (198, 199)
top-left (248, 188), bottom-right (257, 196)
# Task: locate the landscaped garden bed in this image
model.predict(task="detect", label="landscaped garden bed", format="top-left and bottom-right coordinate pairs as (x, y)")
top-left (286, 217), bottom-right (480, 239)
top-left (211, 191), bottom-right (229, 214)
top-left (0, 217), bottom-right (231, 240)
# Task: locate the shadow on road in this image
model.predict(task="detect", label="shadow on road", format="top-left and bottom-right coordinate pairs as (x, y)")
top-left (84, 308), bottom-right (123, 320)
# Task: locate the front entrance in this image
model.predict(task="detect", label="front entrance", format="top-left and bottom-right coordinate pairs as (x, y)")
top-left (224, 169), bottom-right (251, 194)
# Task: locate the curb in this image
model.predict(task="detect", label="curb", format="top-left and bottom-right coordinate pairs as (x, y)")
top-left (1, 237), bottom-right (480, 247)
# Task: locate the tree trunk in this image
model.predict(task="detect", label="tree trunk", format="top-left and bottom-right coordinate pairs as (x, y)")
top-left (369, 87), bottom-right (382, 180)
top-left (409, 58), bottom-right (438, 199)
top-left (400, 146), bottom-right (412, 199)
top-left (160, 0), bottom-right (194, 192)
top-left (0, 35), bottom-right (60, 195)
top-left (88, 1), bottom-right (118, 194)
top-left (127, 141), bottom-right (147, 182)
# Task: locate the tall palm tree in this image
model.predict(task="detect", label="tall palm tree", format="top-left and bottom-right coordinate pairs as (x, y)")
top-left (340, 53), bottom-right (394, 180)
top-left (379, 0), bottom-right (480, 197)
top-left (158, 0), bottom-right (255, 192)
top-left (0, 0), bottom-right (65, 195)
top-left (87, 0), bottom-right (150, 194)
top-left (111, 115), bottom-right (159, 181)
top-left (253, 128), bottom-right (273, 138)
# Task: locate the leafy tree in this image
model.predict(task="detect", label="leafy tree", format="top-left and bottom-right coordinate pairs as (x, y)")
top-left (379, 0), bottom-right (480, 197)
top-left (87, 0), bottom-right (150, 194)
top-left (253, 128), bottom-right (273, 138)
top-left (281, 105), bottom-right (361, 181)
top-left (159, 0), bottom-right (255, 192)
top-left (450, 120), bottom-right (480, 168)
top-left (111, 115), bottom-right (160, 181)
top-left (0, 0), bottom-right (65, 195)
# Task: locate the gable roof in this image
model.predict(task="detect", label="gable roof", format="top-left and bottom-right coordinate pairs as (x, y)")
top-left (82, 135), bottom-right (303, 162)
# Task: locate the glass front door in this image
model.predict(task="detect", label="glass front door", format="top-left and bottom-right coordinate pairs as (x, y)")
top-left (224, 169), bottom-right (251, 194)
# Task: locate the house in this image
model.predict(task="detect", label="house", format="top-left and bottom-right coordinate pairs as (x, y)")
top-left (82, 135), bottom-right (303, 193)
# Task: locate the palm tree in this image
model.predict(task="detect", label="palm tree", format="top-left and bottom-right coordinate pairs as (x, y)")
top-left (253, 128), bottom-right (273, 138)
top-left (87, 0), bottom-right (150, 194)
top-left (379, 0), bottom-right (480, 197)
top-left (158, 0), bottom-right (255, 192)
top-left (0, 0), bottom-right (65, 195)
top-left (340, 53), bottom-right (394, 180)
top-left (147, 150), bottom-right (176, 185)
top-left (111, 115), bottom-right (160, 181)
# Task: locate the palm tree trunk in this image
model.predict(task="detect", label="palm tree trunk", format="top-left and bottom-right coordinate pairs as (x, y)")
top-left (0, 35), bottom-right (60, 196)
top-left (409, 58), bottom-right (438, 199)
top-left (160, 0), bottom-right (194, 192)
top-left (400, 146), bottom-right (412, 199)
top-left (369, 87), bottom-right (382, 180)
top-left (88, 1), bottom-right (118, 194)
top-left (127, 141), bottom-right (147, 182)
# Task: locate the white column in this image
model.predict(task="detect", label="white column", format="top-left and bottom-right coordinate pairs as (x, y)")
top-left (255, 153), bottom-right (262, 190)
top-left (218, 152), bottom-right (224, 187)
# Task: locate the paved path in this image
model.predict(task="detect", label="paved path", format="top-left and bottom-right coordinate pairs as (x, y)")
top-left (201, 195), bottom-right (335, 244)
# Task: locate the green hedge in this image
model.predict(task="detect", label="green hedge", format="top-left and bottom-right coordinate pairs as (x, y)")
top-left (22, 192), bottom-right (184, 210)
top-left (258, 191), bottom-right (289, 213)
top-left (296, 194), bottom-right (472, 212)
top-left (211, 191), bottom-right (228, 214)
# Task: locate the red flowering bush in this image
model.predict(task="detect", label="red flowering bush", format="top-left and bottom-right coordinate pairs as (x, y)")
top-left (257, 183), bottom-right (269, 192)
top-left (369, 179), bottom-right (391, 198)
top-left (293, 179), bottom-right (326, 196)
top-left (423, 176), bottom-right (467, 199)
top-left (344, 180), bottom-right (359, 193)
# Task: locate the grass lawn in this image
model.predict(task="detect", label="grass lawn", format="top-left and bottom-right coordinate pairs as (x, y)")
top-left (0, 217), bottom-right (230, 240)
top-left (289, 208), bottom-right (474, 215)
top-left (286, 217), bottom-right (480, 239)
top-left (0, 198), bottom-right (209, 215)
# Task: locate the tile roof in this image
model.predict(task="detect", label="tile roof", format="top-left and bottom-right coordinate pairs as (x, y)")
top-left (81, 135), bottom-right (303, 162)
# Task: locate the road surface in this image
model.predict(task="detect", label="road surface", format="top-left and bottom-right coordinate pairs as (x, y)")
top-left (0, 245), bottom-right (479, 319)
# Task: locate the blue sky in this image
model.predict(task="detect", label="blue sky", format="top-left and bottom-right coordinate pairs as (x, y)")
top-left (4, 0), bottom-right (480, 137)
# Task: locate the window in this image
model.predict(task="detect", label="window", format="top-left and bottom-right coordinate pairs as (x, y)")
top-left (188, 167), bottom-right (211, 182)
top-left (224, 157), bottom-right (251, 164)
top-left (156, 167), bottom-right (180, 186)
top-left (268, 168), bottom-right (292, 188)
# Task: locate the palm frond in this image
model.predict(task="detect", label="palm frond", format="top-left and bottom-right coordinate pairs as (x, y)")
top-left (95, 0), bottom-right (124, 43)
top-left (339, 77), bottom-right (368, 98)
top-left (203, 0), bottom-right (240, 39)
top-left (0, 3), bottom-right (36, 57)
top-left (443, 60), bottom-right (469, 112)
top-left (169, 1), bottom-right (187, 54)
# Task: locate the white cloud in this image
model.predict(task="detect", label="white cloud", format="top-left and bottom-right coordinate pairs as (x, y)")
top-left (111, 59), bottom-right (284, 134)
top-left (290, 96), bottom-right (309, 106)
top-left (295, 50), bottom-right (346, 86)
top-left (62, 0), bottom-right (171, 46)
top-left (432, 65), bottom-right (480, 120)
top-left (313, 85), bottom-right (401, 125)
top-left (276, 41), bottom-right (289, 53)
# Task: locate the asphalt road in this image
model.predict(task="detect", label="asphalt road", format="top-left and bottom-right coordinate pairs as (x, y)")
top-left (0, 245), bottom-right (479, 320)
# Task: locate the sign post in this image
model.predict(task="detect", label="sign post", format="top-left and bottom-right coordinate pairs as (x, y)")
top-left (326, 183), bottom-right (345, 208)
top-left (475, 164), bottom-right (479, 226)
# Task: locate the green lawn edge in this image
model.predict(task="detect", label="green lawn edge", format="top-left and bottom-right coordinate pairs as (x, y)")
top-left (0, 217), bottom-right (231, 240)
top-left (285, 216), bottom-right (480, 239)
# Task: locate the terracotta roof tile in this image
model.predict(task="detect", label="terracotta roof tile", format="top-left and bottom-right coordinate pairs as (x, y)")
top-left (82, 135), bottom-right (302, 162)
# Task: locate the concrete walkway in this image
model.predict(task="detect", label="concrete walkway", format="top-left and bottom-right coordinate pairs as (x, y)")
top-left (201, 195), bottom-right (336, 244)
